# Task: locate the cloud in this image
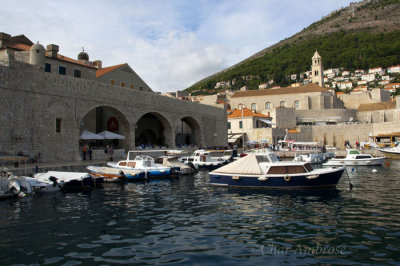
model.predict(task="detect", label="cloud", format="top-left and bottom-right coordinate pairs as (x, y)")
top-left (0, 0), bottom-right (357, 92)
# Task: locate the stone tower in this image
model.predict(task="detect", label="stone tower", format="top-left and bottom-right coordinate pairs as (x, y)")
top-left (311, 50), bottom-right (324, 87)
top-left (29, 42), bottom-right (45, 67)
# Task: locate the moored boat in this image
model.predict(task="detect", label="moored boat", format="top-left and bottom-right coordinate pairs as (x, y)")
top-left (154, 155), bottom-right (195, 175)
top-left (209, 150), bottom-right (345, 189)
top-left (378, 143), bottom-right (400, 159)
top-left (87, 166), bottom-right (146, 182)
top-left (107, 153), bottom-right (171, 177)
top-left (323, 149), bottom-right (386, 166)
top-left (34, 171), bottom-right (96, 191)
top-left (179, 149), bottom-right (231, 170)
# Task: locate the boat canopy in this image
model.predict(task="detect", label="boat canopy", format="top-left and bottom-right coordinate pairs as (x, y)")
top-left (212, 154), bottom-right (264, 175)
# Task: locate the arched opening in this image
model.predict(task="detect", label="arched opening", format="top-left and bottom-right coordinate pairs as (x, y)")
top-left (175, 116), bottom-right (202, 147)
top-left (79, 106), bottom-right (130, 156)
top-left (135, 112), bottom-right (173, 148)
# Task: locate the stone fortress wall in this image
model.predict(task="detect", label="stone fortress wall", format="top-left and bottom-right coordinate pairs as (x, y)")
top-left (0, 56), bottom-right (228, 162)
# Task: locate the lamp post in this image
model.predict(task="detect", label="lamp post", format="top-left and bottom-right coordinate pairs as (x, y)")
top-left (238, 103), bottom-right (245, 150)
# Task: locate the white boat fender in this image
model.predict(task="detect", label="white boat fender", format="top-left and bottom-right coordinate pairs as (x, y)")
top-left (232, 176), bottom-right (240, 180)
top-left (257, 176), bottom-right (268, 181)
top-left (284, 175), bottom-right (291, 182)
top-left (306, 174), bottom-right (319, 180)
top-left (372, 169), bottom-right (378, 173)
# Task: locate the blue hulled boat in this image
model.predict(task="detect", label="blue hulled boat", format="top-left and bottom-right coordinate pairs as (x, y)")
top-left (209, 150), bottom-right (345, 189)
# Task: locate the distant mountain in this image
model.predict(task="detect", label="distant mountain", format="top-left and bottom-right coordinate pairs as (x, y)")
top-left (186, 0), bottom-right (400, 95)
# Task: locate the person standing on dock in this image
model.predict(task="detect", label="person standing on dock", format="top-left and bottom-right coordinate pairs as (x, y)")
top-left (88, 147), bottom-right (93, 160)
top-left (82, 145), bottom-right (87, 160)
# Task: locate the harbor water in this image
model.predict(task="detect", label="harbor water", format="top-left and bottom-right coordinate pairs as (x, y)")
top-left (1, 161), bottom-right (400, 265)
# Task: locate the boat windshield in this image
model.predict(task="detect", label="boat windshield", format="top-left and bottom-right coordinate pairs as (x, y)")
top-left (256, 155), bottom-right (270, 163)
top-left (268, 153), bottom-right (280, 162)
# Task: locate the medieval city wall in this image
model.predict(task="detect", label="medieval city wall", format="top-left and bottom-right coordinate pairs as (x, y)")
top-left (0, 60), bottom-right (227, 162)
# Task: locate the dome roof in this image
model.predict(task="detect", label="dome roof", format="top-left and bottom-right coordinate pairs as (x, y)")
top-left (78, 50), bottom-right (89, 61)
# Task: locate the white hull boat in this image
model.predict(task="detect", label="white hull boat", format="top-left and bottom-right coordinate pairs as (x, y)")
top-left (378, 145), bottom-right (400, 159)
top-left (324, 149), bottom-right (385, 166)
top-left (34, 171), bottom-right (96, 190)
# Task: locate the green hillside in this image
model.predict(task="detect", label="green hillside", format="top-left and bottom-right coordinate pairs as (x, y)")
top-left (186, 0), bottom-right (400, 95)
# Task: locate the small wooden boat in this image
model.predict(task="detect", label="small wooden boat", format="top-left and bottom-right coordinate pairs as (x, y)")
top-left (209, 150), bottom-right (345, 189)
top-left (323, 149), bottom-right (386, 166)
top-left (87, 166), bottom-right (146, 182)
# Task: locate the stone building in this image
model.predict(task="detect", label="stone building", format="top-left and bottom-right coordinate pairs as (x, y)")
top-left (0, 32), bottom-right (227, 162)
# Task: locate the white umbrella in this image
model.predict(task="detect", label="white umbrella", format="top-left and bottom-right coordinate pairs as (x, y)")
top-left (80, 130), bottom-right (105, 140)
top-left (98, 130), bottom-right (126, 140)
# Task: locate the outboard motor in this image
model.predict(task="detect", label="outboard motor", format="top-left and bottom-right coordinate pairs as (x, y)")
top-left (187, 162), bottom-right (198, 172)
top-left (48, 176), bottom-right (60, 187)
top-left (119, 171), bottom-right (127, 181)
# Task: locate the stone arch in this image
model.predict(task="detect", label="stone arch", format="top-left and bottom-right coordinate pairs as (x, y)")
top-left (135, 112), bottom-right (174, 148)
top-left (175, 116), bottom-right (202, 147)
top-left (78, 105), bottom-right (131, 150)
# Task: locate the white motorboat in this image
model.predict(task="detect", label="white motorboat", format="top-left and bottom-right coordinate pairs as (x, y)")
top-left (178, 150), bottom-right (231, 170)
top-left (107, 152), bottom-right (172, 177)
top-left (34, 171), bottom-right (96, 190)
top-left (209, 150), bottom-right (345, 189)
top-left (378, 143), bottom-right (400, 159)
top-left (323, 149), bottom-right (386, 166)
top-left (1, 168), bottom-right (60, 197)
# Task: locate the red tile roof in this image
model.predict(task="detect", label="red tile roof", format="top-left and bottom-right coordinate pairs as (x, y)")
top-left (228, 107), bottom-right (270, 118)
top-left (7, 42), bottom-right (97, 69)
top-left (96, 64), bottom-right (125, 78)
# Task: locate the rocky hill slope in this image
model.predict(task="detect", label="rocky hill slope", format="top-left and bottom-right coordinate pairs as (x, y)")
top-left (187, 0), bottom-right (400, 95)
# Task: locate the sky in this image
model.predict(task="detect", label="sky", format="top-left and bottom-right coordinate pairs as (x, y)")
top-left (0, 0), bottom-right (358, 92)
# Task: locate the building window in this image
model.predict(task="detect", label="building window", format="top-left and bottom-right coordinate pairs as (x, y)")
top-left (228, 122), bottom-right (231, 129)
top-left (251, 103), bottom-right (257, 111)
top-left (56, 118), bottom-right (62, 133)
top-left (110, 80), bottom-right (115, 85)
top-left (265, 102), bottom-right (271, 109)
top-left (74, 69), bottom-right (81, 78)
top-left (130, 84), bottom-right (134, 89)
top-left (280, 101), bottom-right (286, 107)
top-left (121, 82), bottom-right (125, 87)
top-left (294, 100), bottom-right (299, 109)
top-left (314, 70), bottom-right (319, 76)
top-left (139, 87), bottom-right (143, 91)
top-left (59, 66), bottom-right (66, 75)
top-left (45, 63), bottom-right (51, 73)
top-left (239, 121), bottom-right (243, 129)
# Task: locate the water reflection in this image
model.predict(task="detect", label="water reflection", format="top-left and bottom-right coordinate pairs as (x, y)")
top-left (0, 161), bottom-right (399, 264)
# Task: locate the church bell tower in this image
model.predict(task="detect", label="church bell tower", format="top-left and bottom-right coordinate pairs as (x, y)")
top-left (311, 50), bottom-right (324, 87)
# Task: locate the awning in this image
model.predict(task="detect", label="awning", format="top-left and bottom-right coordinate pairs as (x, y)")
top-left (228, 134), bottom-right (242, 143)
top-left (259, 118), bottom-right (276, 125)
top-left (98, 130), bottom-right (126, 140)
top-left (79, 130), bottom-right (105, 140)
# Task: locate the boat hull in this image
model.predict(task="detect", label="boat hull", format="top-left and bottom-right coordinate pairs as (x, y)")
top-left (88, 166), bottom-right (146, 182)
top-left (209, 168), bottom-right (345, 189)
top-left (324, 157), bottom-right (385, 166)
top-left (378, 149), bottom-right (400, 159)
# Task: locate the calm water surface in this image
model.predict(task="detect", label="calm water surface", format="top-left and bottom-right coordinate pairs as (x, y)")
top-left (1, 161), bottom-right (400, 265)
